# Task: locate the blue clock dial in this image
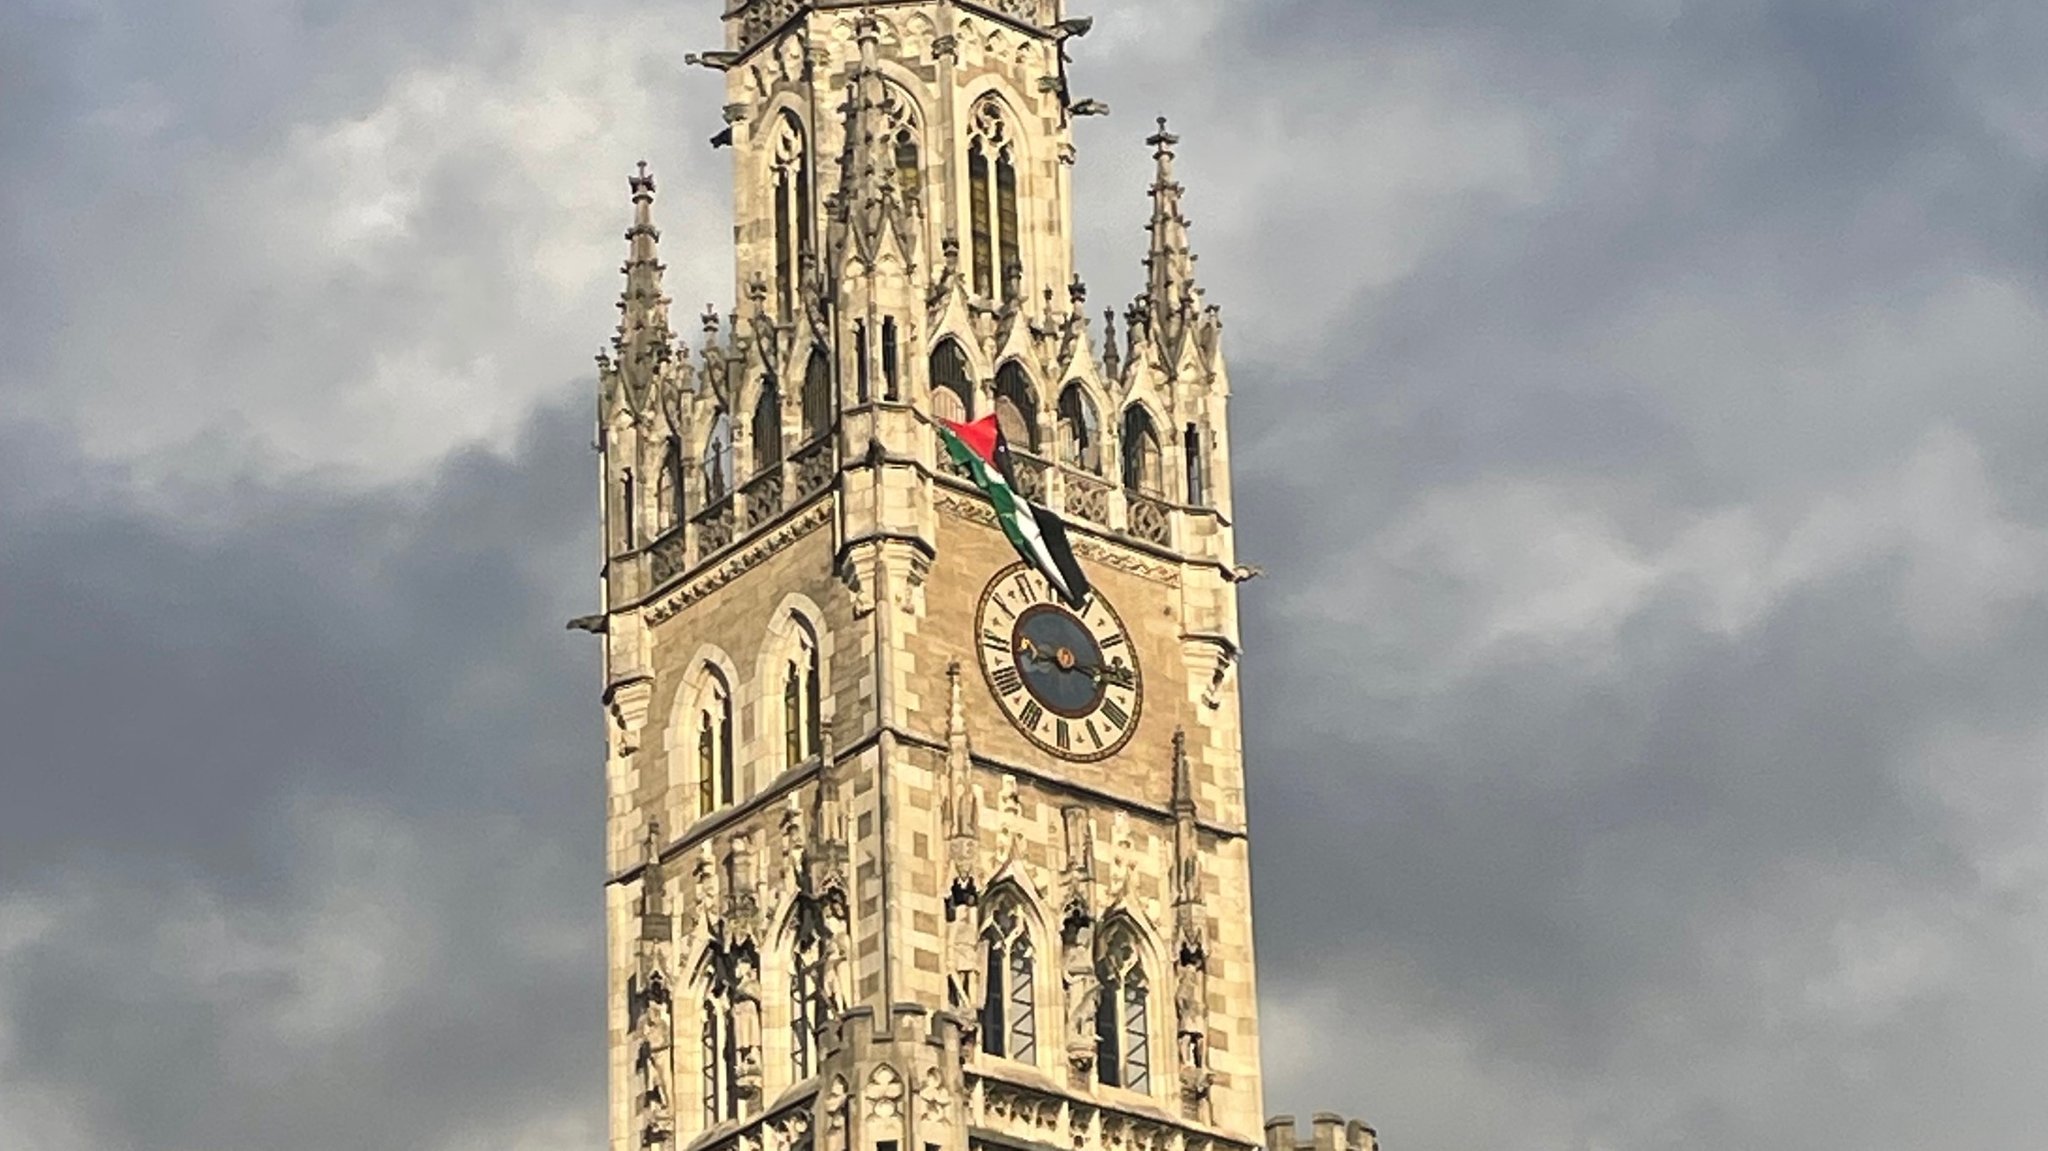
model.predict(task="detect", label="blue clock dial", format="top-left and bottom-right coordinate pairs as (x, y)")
top-left (975, 562), bottom-right (1142, 762)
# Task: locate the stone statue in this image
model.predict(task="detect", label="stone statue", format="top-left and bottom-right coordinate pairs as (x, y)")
top-left (637, 974), bottom-right (675, 1141)
top-left (944, 894), bottom-right (983, 1016)
top-left (1175, 960), bottom-right (1208, 1067)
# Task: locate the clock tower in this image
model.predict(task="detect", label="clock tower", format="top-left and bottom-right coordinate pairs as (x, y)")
top-left (589, 5), bottom-right (1375, 1151)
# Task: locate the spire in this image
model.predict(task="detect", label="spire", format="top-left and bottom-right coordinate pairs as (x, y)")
top-left (1143, 119), bottom-right (1203, 343)
top-left (1170, 728), bottom-right (1204, 936)
top-left (943, 662), bottom-right (980, 859)
top-left (612, 162), bottom-right (677, 405)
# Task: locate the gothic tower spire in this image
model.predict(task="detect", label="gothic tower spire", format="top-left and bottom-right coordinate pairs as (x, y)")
top-left (615, 162), bottom-right (677, 394)
top-left (1142, 119), bottom-right (1203, 350)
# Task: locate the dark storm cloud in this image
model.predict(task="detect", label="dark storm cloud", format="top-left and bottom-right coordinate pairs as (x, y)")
top-left (0, 398), bottom-right (602, 1147)
top-left (5, 0), bottom-right (2048, 1149)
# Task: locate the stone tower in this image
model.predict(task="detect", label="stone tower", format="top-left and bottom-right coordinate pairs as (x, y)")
top-left (589, 5), bottom-right (1374, 1151)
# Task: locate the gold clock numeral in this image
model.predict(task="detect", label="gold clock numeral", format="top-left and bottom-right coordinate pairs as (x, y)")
top-left (1020, 700), bottom-right (1044, 730)
top-left (991, 665), bottom-right (1024, 697)
top-left (1101, 697), bottom-right (1130, 731)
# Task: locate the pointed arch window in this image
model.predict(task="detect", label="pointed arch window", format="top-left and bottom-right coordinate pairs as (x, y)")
top-left (659, 435), bottom-right (687, 531)
top-left (995, 362), bottom-right (1039, 452)
top-left (979, 892), bottom-right (1037, 1062)
top-left (788, 896), bottom-right (828, 1081)
top-left (802, 349), bottom-right (832, 444)
top-left (783, 621), bottom-right (822, 767)
top-left (930, 338), bottom-right (973, 425)
top-left (854, 321), bottom-right (872, 404)
top-left (702, 411), bottom-right (736, 504)
top-left (1120, 406), bottom-right (1163, 496)
top-left (752, 376), bottom-right (783, 477)
top-left (882, 87), bottom-right (923, 200)
top-left (620, 468), bottom-right (638, 549)
top-left (1095, 922), bottom-right (1151, 1092)
top-left (882, 317), bottom-right (901, 401)
top-left (771, 113), bottom-right (813, 322)
top-left (698, 670), bottom-right (734, 817)
top-left (698, 945), bottom-right (744, 1124)
top-left (1183, 423), bottom-right (1208, 506)
top-left (968, 99), bottom-right (1021, 301)
top-left (1058, 384), bottom-right (1101, 474)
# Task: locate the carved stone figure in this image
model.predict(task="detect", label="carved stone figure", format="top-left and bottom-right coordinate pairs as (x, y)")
top-left (944, 890), bottom-right (983, 1016)
top-left (1175, 960), bottom-right (1208, 1066)
top-left (1062, 916), bottom-right (1100, 1072)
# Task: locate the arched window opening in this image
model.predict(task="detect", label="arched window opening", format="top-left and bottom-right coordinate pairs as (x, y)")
top-left (994, 362), bottom-right (1038, 451)
top-left (752, 377), bottom-right (783, 476)
top-left (1183, 423), bottom-right (1207, 506)
top-left (702, 411), bottom-right (735, 504)
top-left (802, 349), bottom-right (832, 444)
top-left (660, 436), bottom-right (687, 531)
top-left (882, 317), bottom-right (901, 401)
top-left (883, 88), bottom-right (922, 199)
top-left (1095, 924), bottom-right (1151, 1092)
top-left (979, 893), bottom-right (1037, 1062)
top-left (930, 338), bottom-right (973, 425)
top-left (1121, 407), bottom-right (1163, 496)
top-left (788, 897), bottom-right (828, 1081)
top-left (698, 670), bottom-right (734, 816)
top-left (969, 99), bottom-right (1021, 301)
top-left (783, 621), bottom-right (822, 767)
top-left (620, 468), bottom-right (638, 549)
top-left (1057, 384), bottom-right (1101, 474)
top-left (771, 113), bottom-right (813, 322)
top-left (854, 321), bottom-right (872, 404)
top-left (698, 944), bottom-right (750, 1124)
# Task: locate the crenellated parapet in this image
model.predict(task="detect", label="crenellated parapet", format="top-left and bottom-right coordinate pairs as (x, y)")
top-left (1262, 1114), bottom-right (1379, 1151)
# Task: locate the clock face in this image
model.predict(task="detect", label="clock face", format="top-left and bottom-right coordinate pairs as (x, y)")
top-left (974, 562), bottom-right (1143, 762)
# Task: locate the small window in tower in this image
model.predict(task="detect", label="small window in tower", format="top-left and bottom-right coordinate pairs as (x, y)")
top-left (979, 891), bottom-right (1036, 1064)
top-left (930, 338), bottom-right (972, 425)
top-left (620, 468), bottom-right (637, 550)
top-left (969, 150), bottom-right (994, 299)
top-left (995, 362), bottom-right (1038, 451)
top-left (854, 321), bottom-right (872, 404)
top-left (698, 668), bottom-right (734, 815)
top-left (1058, 383), bottom-right (1102, 474)
top-left (968, 98), bottom-right (1015, 300)
top-left (1095, 919), bottom-right (1152, 1092)
top-left (701, 411), bottom-right (735, 504)
top-left (752, 377), bottom-right (783, 476)
top-left (803, 348), bottom-right (832, 443)
top-left (882, 317), bottom-right (901, 401)
top-left (1184, 422), bottom-right (1207, 506)
top-left (771, 113), bottom-right (811, 322)
top-left (661, 436), bottom-right (687, 531)
top-left (1121, 406), bottom-right (1163, 496)
top-left (783, 620), bottom-right (822, 767)
top-left (996, 155), bottom-right (1021, 301)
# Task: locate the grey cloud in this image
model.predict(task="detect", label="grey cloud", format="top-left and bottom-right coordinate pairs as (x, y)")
top-left (7, 0), bottom-right (2048, 1149)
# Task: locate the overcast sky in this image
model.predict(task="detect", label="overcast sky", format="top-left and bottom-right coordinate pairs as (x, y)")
top-left (5, 0), bottom-right (2048, 1148)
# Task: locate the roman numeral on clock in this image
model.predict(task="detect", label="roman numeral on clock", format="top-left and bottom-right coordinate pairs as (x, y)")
top-left (1099, 633), bottom-right (1126, 650)
top-left (1086, 719), bottom-right (1104, 748)
top-left (983, 628), bottom-right (1010, 653)
top-left (1020, 700), bottom-right (1044, 730)
top-left (1100, 698), bottom-right (1130, 731)
top-left (1012, 572), bottom-right (1035, 602)
top-left (991, 665), bottom-right (1024, 697)
top-left (1055, 719), bottom-right (1071, 751)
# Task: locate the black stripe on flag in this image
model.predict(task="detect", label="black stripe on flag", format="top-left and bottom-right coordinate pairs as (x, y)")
top-left (1029, 505), bottom-right (1092, 610)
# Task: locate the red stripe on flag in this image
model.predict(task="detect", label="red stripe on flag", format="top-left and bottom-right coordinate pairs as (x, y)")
top-left (941, 415), bottom-right (1002, 467)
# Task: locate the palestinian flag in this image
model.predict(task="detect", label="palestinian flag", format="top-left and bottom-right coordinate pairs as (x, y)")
top-left (937, 415), bottom-right (1092, 609)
